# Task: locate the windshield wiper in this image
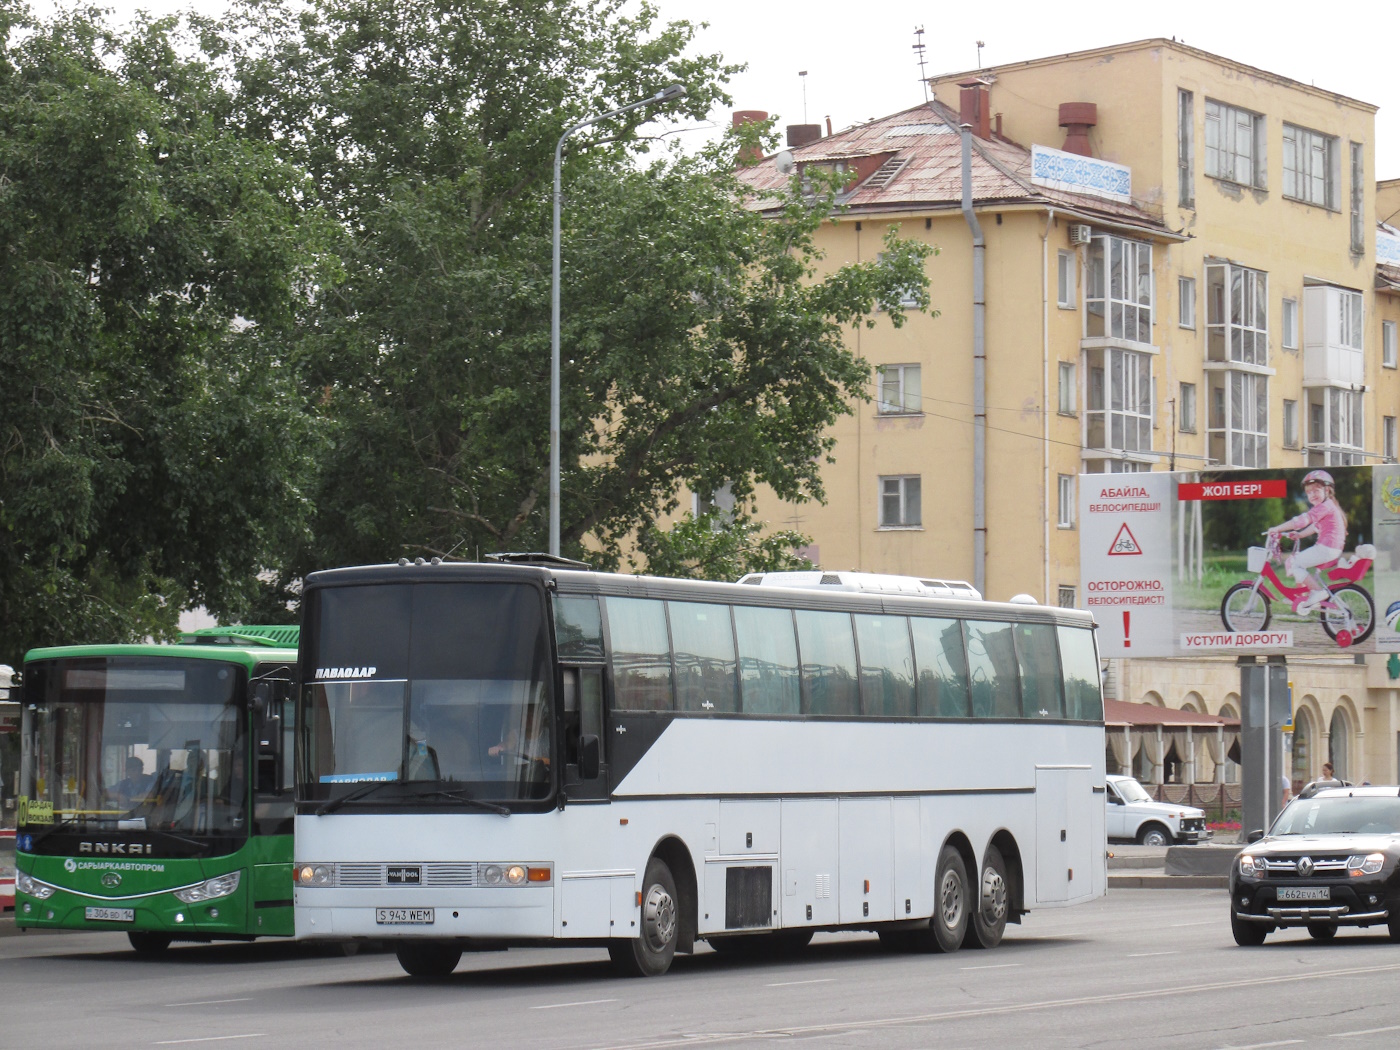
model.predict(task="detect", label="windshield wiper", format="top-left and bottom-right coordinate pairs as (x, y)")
top-left (409, 787), bottom-right (511, 817)
top-left (315, 781), bottom-right (396, 815)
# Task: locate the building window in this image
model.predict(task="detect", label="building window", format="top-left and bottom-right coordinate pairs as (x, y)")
top-left (1057, 361), bottom-right (1077, 415)
top-left (1057, 475), bottom-right (1075, 529)
top-left (1350, 142), bottom-right (1365, 254)
top-left (1057, 585), bottom-right (1076, 609)
top-left (1307, 387), bottom-right (1364, 466)
top-left (1337, 289), bottom-right (1364, 350)
top-left (1178, 276), bottom-right (1196, 329)
top-left (693, 482), bottom-right (736, 523)
top-left (1178, 89), bottom-right (1194, 207)
top-left (1087, 235), bottom-right (1153, 343)
top-left (879, 475), bottom-right (921, 528)
top-left (1205, 262), bottom-right (1268, 366)
top-left (1282, 123), bottom-right (1338, 209)
top-left (1178, 382), bottom-right (1197, 433)
top-left (1303, 285), bottom-right (1365, 388)
top-left (1282, 297), bottom-right (1299, 350)
top-left (876, 364), bottom-right (921, 414)
top-left (1207, 370), bottom-right (1268, 468)
top-left (1086, 347), bottom-right (1152, 454)
top-left (1205, 99), bottom-right (1266, 190)
top-left (1385, 321), bottom-right (1398, 369)
top-left (1283, 399), bottom-right (1299, 448)
top-left (1057, 250), bottom-right (1076, 308)
top-left (1386, 417), bottom-right (1398, 463)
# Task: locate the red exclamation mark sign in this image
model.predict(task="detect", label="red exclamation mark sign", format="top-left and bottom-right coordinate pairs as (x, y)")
top-left (1123, 610), bottom-right (1132, 648)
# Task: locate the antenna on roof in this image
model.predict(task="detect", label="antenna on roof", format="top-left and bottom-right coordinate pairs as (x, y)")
top-left (976, 40), bottom-right (986, 69)
top-left (798, 70), bottom-right (808, 124)
top-left (913, 27), bottom-right (928, 102)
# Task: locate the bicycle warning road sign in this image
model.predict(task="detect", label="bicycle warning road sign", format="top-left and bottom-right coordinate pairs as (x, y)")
top-left (1108, 523), bottom-right (1142, 556)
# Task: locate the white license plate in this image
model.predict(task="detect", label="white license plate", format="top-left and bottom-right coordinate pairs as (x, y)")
top-left (376, 908), bottom-right (435, 925)
top-left (1277, 886), bottom-right (1330, 902)
top-left (85, 907), bottom-right (135, 922)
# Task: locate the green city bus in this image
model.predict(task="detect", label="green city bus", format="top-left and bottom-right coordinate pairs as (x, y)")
top-left (14, 626), bottom-right (298, 953)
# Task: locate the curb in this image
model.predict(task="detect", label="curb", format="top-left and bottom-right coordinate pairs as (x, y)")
top-left (1109, 873), bottom-right (1229, 889)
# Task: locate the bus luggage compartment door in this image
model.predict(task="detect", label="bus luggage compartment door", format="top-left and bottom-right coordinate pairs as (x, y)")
top-left (1034, 765), bottom-right (1092, 904)
top-left (839, 797), bottom-right (893, 924)
top-left (780, 798), bottom-right (837, 928)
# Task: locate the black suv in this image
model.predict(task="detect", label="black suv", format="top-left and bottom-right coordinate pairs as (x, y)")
top-left (1231, 786), bottom-right (1400, 945)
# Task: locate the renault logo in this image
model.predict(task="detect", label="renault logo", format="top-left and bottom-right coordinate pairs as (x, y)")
top-left (101, 872), bottom-right (121, 889)
top-left (1297, 856), bottom-right (1314, 877)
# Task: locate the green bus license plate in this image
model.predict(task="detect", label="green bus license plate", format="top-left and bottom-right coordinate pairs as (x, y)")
top-left (85, 907), bottom-right (135, 922)
top-left (1277, 887), bottom-right (1330, 902)
top-left (376, 908), bottom-right (434, 925)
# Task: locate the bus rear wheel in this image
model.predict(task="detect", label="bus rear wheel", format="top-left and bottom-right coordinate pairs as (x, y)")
top-left (609, 858), bottom-right (679, 977)
top-left (963, 845), bottom-right (1009, 950)
top-left (127, 932), bottom-right (173, 955)
top-left (395, 942), bottom-right (462, 978)
top-left (915, 845), bottom-right (969, 953)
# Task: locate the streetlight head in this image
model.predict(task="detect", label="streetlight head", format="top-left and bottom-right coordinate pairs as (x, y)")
top-left (654, 83), bottom-right (687, 102)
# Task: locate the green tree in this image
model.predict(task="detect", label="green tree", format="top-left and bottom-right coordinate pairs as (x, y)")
top-left (217, 0), bottom-right (933, 583)
top-left (636, 510), bottom-right (814, 582)
top-left (0, 4), bottom-right (324, 663)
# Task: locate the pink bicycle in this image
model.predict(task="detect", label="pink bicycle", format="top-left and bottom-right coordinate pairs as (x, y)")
top-left (1219, 531), bottom-right (1376, 647)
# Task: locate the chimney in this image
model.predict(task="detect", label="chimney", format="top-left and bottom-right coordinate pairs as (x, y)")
top-left (786, 124), bottom-right (823, 148)
top-left (959, 79), bottom-right (991, 139)
top-left (732, 110), bottom-right (768, 165)
top-left (1058, 102), bottom-right (1098, 157)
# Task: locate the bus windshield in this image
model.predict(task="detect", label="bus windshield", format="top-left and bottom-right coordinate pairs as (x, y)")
top-left (21, 657), bottom-right (248, 842)
top-left (300, 582), bottom-right (553, 804)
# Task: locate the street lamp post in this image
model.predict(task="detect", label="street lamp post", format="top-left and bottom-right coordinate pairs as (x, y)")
top-left (550, 83), bottom-right (686, 557)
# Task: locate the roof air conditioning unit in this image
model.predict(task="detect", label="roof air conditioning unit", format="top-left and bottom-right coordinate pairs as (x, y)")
top-left (1068, 224), bottom-right (1092, 245)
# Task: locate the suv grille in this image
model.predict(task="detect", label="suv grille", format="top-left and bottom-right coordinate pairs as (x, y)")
top-left (1260, 856), bottom-right (1348, 877)
top-left (1180, 817), bottom-right (1205, 832)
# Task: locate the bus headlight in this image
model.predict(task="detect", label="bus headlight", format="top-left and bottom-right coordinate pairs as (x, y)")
top-left (16, 872), bottom-right (56, 900)
top-left (480, 863), bottom-right (546, 886)
top-left (173, 871), bottom-right (242, 903)
top-left (1347, 853), bottom-right (1385, 876)
top-left (296, 863), bottom-right (335, 887)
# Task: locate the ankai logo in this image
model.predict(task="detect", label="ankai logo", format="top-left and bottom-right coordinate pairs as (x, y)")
top-left (78, 841), bottom-right (154, 855)
top-left (315, 666), bottom-right (378, 680)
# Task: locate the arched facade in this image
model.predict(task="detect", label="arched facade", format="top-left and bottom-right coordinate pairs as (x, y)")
top-left (1329, 702), bottom-right (1356, 782)
top-left (1291, 701), bottom-right (1317, 789)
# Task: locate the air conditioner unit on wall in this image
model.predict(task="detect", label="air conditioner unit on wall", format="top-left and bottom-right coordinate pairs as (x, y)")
top-left (1068, 224), bottom-right (1093, 245)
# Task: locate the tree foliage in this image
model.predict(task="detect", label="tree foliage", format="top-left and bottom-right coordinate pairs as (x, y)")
top-left (0, 3), bottom-right (323, 662)
top-left (636, 511), bottom-right (813, 582)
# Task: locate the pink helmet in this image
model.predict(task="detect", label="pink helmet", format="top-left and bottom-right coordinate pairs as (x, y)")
top-left (1302, 469), bottom-right (1335, 487)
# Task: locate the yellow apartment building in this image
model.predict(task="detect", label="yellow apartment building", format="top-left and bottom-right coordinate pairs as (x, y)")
top-left (728, 39), bottom-right (1400, 791)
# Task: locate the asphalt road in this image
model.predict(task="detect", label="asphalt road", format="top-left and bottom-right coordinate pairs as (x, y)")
top-left (3, 890), bottom-right (1400, 1049)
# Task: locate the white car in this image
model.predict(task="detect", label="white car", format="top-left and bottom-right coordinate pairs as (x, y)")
top-left (1106, 774), bottom-right (1209, 846)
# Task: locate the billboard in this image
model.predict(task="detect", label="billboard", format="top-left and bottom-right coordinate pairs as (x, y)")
top-left (1081, 465), bottom-right (1400, 658)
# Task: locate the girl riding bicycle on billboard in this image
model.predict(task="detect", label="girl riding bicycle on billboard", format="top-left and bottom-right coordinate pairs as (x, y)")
top-left (1267, 470), bottom-right (1346, 616)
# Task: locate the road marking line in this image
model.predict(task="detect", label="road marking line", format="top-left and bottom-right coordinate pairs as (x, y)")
top-left (583, 961), bottom-right (1400, 1050)
top-left (958, 963), bottom-right (1022, 970)
top-left (155, 1036), bottom-right (264, 1046)
top-left (532, 999), bottom-right (619, 1011)
top-left (1338, 1024), bottom-right (1400, 1038)
top-left (1215, 1042), bottom-right (1303, 1049)
top-left (767, 978), bottom-right (836, 987)
top-left (164, 999), bottom-right (254, 1008)
top-left (1126, 951), bottom-right (1179, 957)
top-left (1170, 921), bottom-right (1211, 927)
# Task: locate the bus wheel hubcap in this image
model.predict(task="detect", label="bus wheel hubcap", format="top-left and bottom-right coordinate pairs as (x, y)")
top-left (982, 868), bottom-right (1007, 923)
top-left (940, 869), bottom-right (963, 928)
top-left (643, 884), bottom-right (676, 951)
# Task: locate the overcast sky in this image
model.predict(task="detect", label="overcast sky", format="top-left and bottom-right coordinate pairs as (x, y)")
top-left (25, 0), bottom-right (1400, 181)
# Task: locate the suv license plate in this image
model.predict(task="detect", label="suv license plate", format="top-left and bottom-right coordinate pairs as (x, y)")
top-left (1277, 887), bottom-right (1330, 902)
top-left (376, 908), bottom-right (435, 925)
top-left (85, 907), bottom-right (135, 922)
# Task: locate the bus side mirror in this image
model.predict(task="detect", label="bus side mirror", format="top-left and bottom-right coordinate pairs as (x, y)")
top-left (579, 734), bottom-right (600, 780)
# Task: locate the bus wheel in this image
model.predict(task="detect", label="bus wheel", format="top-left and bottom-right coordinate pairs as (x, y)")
top-left (127, 932), bottom-right (173, 955)
top-left (963, 845), bottom-right (1009, 950)
top-left (917, 845), bottom-right (969, 953)
top-left (395, 942), bottom-right (462, 978)
top-left (609, 858), bottom-right (679, 977)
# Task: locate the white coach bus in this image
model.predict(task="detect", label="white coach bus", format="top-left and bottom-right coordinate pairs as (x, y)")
top-left (292, 558), bottom-right (1105, 977)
